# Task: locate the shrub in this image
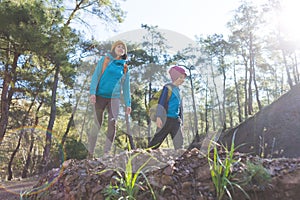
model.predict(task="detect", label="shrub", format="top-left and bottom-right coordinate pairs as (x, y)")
top-left (101, 150), bottom-right (156, 200)
top-left (244, 161), bottom-right (271, 188)
top-left (64, 137), bottom-right (88, 160)
top-left (207, 130), bottom-right (249, 200)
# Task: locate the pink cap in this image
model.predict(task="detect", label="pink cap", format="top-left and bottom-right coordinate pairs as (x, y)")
top-left (169, 66), bottom-right (187, 82)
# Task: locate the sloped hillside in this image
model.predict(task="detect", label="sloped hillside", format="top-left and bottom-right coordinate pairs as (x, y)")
top-left (220, 84), bottom-right (300, 158)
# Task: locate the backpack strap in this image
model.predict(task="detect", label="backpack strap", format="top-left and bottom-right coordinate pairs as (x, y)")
top-left (102, 56), bottom-right (128, 75)
top-left (96, 56), bottom-right (110, 91)
top-left (166, 84), bottom-right (173, 101)
top-left (123, 63), bottom-right (128, 75)
top-left (160, 84), bottom-right (173, 109)
top-left (101, 56), bottom-right (110, 74)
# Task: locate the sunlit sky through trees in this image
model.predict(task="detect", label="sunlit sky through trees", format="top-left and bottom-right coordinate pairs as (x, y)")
top-left (277, 0), bottom-right (300, 42)
top-left (71, 0), bottom-right (300, 44)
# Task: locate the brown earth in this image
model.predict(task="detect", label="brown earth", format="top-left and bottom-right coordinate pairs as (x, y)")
top-left (2, 84), bottom-right (300, 199)
top-left (1, 148), bottom-right (299, 200)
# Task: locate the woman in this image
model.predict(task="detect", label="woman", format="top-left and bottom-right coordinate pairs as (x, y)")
top-left (89, 40), bottom-right (131, 156)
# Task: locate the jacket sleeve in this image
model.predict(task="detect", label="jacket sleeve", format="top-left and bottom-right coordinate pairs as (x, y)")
top-left (179, 98), bottom-right (183, 122)
top-left (122, 67), bottom-right (131, 107)
top-left (156, 85), bottom-right (169, 118)
top-left (89, 56), bottom-right (105, 95)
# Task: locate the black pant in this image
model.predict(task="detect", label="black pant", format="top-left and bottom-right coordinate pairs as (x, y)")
top-left (88, 96), bottom-right (120, 155)
top-left (148, 117), bottom-right (183, 149)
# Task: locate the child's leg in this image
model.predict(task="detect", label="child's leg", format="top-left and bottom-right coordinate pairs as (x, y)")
top-left (148, 118), bottom-right (171, 149)
top-left (170, 119), bottom-right (183, 149)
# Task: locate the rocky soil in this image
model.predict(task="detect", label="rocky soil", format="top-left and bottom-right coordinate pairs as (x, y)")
top-left (2, 84), bottom-right (300, 200)
top-left (1, 148), bottom-right (299, 200)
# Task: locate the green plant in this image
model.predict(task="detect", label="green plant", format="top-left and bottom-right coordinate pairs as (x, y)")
top-left (20, 189), bottom-right (34, 200)
top-left (64, 137), bottom-right (88, 160)
top-left (102, 182), bottom-right (121, 200)
top-left (101, 150), bottom-right (156, 200)
top-left (207, 130), bottom-right (249, 200)
top-left (244, 161), bottom-right (271, 187)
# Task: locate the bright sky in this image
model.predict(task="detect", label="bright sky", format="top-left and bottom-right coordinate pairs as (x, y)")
top-left (95, 0), bottom-right (242, 41)
top-left (85, 0), bottom-right (300, 43)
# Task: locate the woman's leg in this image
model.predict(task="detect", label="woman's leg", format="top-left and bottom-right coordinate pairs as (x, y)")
top-left (104, 98), bottom-right (120, 153)
top-left (88, 96), bottom-right (107, 157)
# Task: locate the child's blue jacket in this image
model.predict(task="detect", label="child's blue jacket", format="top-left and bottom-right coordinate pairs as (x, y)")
top-left (157, 83), bottom-right (183, 120)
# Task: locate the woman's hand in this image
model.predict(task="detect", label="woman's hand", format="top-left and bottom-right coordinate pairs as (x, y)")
top-left (90, 95), bottom-right (96, 104)
top-left (156, 117), bottom-right (163, 128)
top-left (126, 107), bottom-right (132, 115)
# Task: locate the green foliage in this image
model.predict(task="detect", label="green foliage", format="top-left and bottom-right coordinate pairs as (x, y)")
top-left (244, 161), bottom-right (271, 187)
top-left (207, 131), bottom-right (249, 200)
top-left (102, 182), bottom-right (121, 200)
top-left (0, 0), bottom-right (63, 52)
top-left (64, 137), bottom-right (88, 160)
top-left (101, 150), bottom-right (156, 200)
top-left (130, 86), bottom-right (148, 125)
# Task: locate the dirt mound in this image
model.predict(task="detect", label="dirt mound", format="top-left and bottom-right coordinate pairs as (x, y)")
top-left (15, 148), bottom-right (300, 200)
top-left (3, 84), bottom-right (300, 199)
top-left (220, 84), bottom-right (300, 158)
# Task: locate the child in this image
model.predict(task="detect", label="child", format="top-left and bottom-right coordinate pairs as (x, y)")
top-left (148, 66), bottom-right (187, 150)
top-left (89, 40), bottom-right (131, 156)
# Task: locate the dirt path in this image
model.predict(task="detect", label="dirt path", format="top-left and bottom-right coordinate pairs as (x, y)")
top-left (0, 178), bottom-right (37, 200)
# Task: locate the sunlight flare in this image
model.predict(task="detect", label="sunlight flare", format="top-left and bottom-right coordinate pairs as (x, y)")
top-left (279, 0), bottom-right (300, 41)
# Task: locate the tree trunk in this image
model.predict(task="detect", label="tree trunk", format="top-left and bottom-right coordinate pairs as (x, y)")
top-left (21, 130), bottom-right (35, 178)
top-left (293, 53), bottom-right (299, 84)
top-left (80, 100), bottom-right (90, 141)
top-left (221, 60), bottom-right (226, 130)
top-left (61, 78), bottom-right (87, 146)
top-left (243, 53), bottom-right (248, 119)
top-left (210, 64), bottom-right (222, 128)
top-left (7, 130), bottom-right (24, 180)
top-left (282, 49), bottom-right (293, 89)
top-left (22, 101), bottom-right (43, 178)
top-left (188, 68), bottom-right (199, 137)
top-left (0, 52), bottom-right (19, 144)
top-left (7, 95), bottom-right (36, 180)
top-left (253, 60), bottom-right (262, 110)
top-left (211, 95), bottom-right (216, 131)
top-left (233, 63), bottom-right (242, 122)
top-left (147, 81), bottom-right (152, 144)
top-left (248, 33), bottom-right (254, 115)
top-left (204, 80), bottom-right (209, 133)
top-left (41, 64), bottom-right (59, 173)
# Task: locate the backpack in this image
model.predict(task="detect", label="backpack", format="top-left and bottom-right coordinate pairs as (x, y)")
top-left (147, 84), bottom-right (173, 122)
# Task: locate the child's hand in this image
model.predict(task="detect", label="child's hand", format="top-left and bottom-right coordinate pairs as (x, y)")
top-left (156, 117), bottom-right (163, 128)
